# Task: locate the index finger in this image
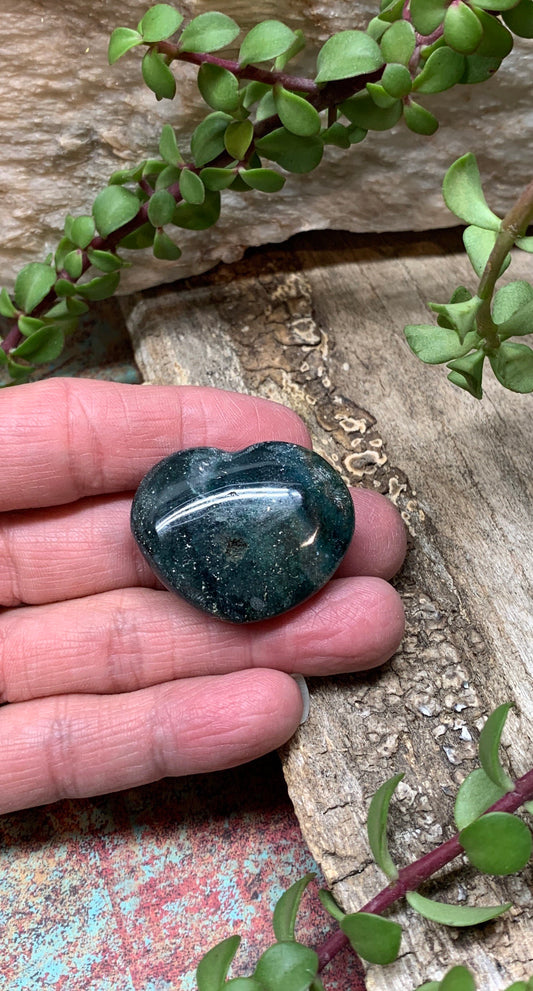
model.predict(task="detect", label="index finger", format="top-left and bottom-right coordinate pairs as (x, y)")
top-left (0, 378), bottom-right (311, 511)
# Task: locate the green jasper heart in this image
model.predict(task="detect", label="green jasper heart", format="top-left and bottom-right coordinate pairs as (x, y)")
top-left (131, 441), bottom-right (355, 624)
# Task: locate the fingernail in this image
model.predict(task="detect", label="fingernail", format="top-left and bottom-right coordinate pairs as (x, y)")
top-left (292, 674), bottom-right (310, 725)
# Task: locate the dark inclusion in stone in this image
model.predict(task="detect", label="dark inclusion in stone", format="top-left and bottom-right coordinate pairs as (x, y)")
top-left (131, 442), bottom-right (355, 624)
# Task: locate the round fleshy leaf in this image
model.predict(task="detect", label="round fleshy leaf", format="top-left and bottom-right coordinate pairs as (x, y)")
top-left (137, 4), bottom-right (184, 42)
top-left (410, 0), bottom-right (447, 34)
top-left (273, 874), bottom-right (315, 942)
top-left (478, 702), bottom-right (515, 791)
top-left (413, 46), bottom-right (465, 93)
top-left (70, 215), bottom-right (96, 249)
top-left (0, 288), bottom-right (17, 318)
top-left (179, 168), bottom-right (205, 205)
top-left (317, 889), bottom-right (345, 923)
top-left (273, 86), bottom-right (321, 136)
top-left (340, 91), bottom-right (402, 130)
top-left (198, 63), bottom-right (240, 112)
top-left (494, 280), bottom-right (533, 323)
top-left (153, 230), bottom-right (182, 260)
top-left (159, 124), bottom-right (184, 166)
top-left (108, 27), bottom-right (143, 65)
top-left (382, 63), bottom-right (412, 97)
top-left (200, 167), bottom-right (236, 191)
top-left (148, 189), bottom-right (178, 226)
top-left (239, 168), bottom-right (285, 192)
top-left (444, 3), bottom-right (483, 54)
top-left (255, 128), bottom-right (323, 174)
top-left (321, 122), bottom-right (351, 148)
top-left (454, 768), bottom-right (507, 830)
top-left (191, 112), bottom-right (232, 167)
top-left (460, 811), bottom-right (532, 875)
top-left (172, 189), bottom-right (221, 230)
top-left (142, 49), bottom-right (176, 100)
top-left (380, 20), bottom-right (416, 64)
top-left (76, 272), bottom-right (121, 301)
top-left (489, 342), bottom-right (533, 393)
top-left (86, 249), bottom-right (125, 273)
top-left (239, 21), bottom-right (297, 68)
top-left (119, 223), bottom-right (156, 250)
top-left (474, 8), bottom-right (514, 57)
top-left (180, 12), bottom-right (240, 53)
top-left (462, 226), bottom-right (510, 279)
top-left (196, 934), bottom-right (240, 991)
top-left (11, 325), bottom-right (65, 364)
top-left (63, 250), bottom-right (83, 280)
top-left (447, 349), bottom-right (485, 400)
top-left (92, 186), bottom-right (140, 238)
top-left (315, 30), bottom-right (383, 83)
top-left (403, 100), bottom-right (439, 135)
top-left (502, 0), bottom-right (533, 38)
top-left (440, 966), bottom-right (476, 991)
top-left (405, 324), bottom-right (479, 364)
top-left (367, 773), bottom-right (403, 879)
top-left (224, 119), bottom-right (254, 160)
top-left (274, 29), bottom-right (306, 71)
top-left (14, 263), bottom-right (56, 314)
top-left (341, 912), bottom-right (402, 965)
top-left (254, 941), bottom-right (318, 991)
top-left (406, 890), bottom-right (511, 926)
top-left (442, 154), bottom-right (501, 230)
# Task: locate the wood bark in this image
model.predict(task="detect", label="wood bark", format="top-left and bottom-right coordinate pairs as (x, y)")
top-left (121, 228), bottom-right (533, 989)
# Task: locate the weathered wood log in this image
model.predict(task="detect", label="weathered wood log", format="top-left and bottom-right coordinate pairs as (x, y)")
top-left (121, 228), bottom-right (533, 988)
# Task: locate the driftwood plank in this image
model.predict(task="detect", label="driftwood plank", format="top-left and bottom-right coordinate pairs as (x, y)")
top-left (121, 229), bottom-right (533, 989)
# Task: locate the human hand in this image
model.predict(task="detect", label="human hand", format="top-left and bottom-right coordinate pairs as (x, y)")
top-left (0, 378), bottom-right (406, 814)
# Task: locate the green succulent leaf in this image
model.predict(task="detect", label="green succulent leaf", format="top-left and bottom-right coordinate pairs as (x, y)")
top-left (273, 873), bottom-right (315, 943)
top-left (0, 288), bottom-right (17, 318)
top-left (153, 230), bottom-right (182, 260)
top-left (14, 263), bottom-right (56, 314)
top-left (108, 27), bottom-right (143, 65)
top-left (496, 301), bottom-right (533, 341)
top-left (413, 46), bottom-right (466, 93)
top-left (340, 91), bottom-right (402, 130)
top-left (463, 226), bottom-right (511, 278)
top-left (119, 223), bottom-right (156, 250)
top-left (92, 185), bottom-right (140, 238)
top-left (366, 82), bottom-right (400, 109)
top-left (172, 188), bottom-right (221, 230)
top-left (154, 164), bottom-right (182, 190)
top-left (273, 85), bottom-right (321, 137)
top-left (142, 48), bottom-right (176, 100)
top-left (440, 966), bottom-right (476, 991)
top-left (502, 0), bottom-right (533, 38)
top-left (255, 128), bottom-right (323, 174)
top-left (196, 934), bottom-right (241, 991)
top-left (341, 913), bottom-right (402, 965)
top-left (489, 341), bottom-right (533, 393)
top-left (255, 89), bottom-right (277, 121)
top-left (226, 980), bottom-right (264, 990)
top-left (254, 942), bottom-right (318, 991)
top-left (493, 280), bottom-right (533, 325)
top-left (367, 16), bottom-right (390, 42)
top-left (159, 124), bottom-right (184, 166)
top-left (75, 272), bottom-right (121, 301)
top-left (54, 278), bottom-right (79, 298)
top-left (474, 8), bottom-right (514, 58)
top-left (460, 52), bottom-right (502, 83)
top-left (321, 122), bottom-right (351, 148)
top-left (137, 4), bottom-right (184, 42)
top-left (274, 29), bottom-right (306, 70)
top-left (6, 356), bottom-right (34, 380)
top-left (224, 119), bottom-right (254, 160)
top-left (86, 249), bottom-right (125, 273)
top-left (403, 100), bottom-right (439, 135)
top-left (380, 20), bottom-right (416, 64)
top-left (109, 161), bottom-right (146, 185)
top-left (478, 702), bottom-right (515, 791)
top-left (367, 773), bottom-right (404, 880)
top-left (475, 0), bottom-right (524, 9)
top-left (516, 235), bottom-right (533, 252)
top-left (454, 768), bottom-right (508, 830)
top-left (405, 324), bottom-right (480, 364)
top-left (444, 2), bottom-right (483, 54)
top-left (147, 188), bottom-right (177, 226)
top-left (239, 168), bottom-right (285, 192)
top-left (317, 889), bottom-right (346, 923)
top-left (460, 811), bottom-right (532, 875)
top-left (410, 0), bottom-right (447, 34)
top-left (381, 63), bottom-right (412, 97)
top-left (239, 21), bottom-right (297, 68)
top-left (443, 154), bottom-right (501, 230)
top-left (416, 983), bottom-right (440, 991)
top-left (200, 167), bottom-right (236, 191)
top-left (378, 0), bottom-right (405, 23)
top-left (406, 890), bottom-right (511, 926)
top-left (69, 215), bottom-right (96, 250)
top-left (446, 349), bottom-right (485, 399)
top-left (315, 30), bottom-right (384, 83)
top-left (429, 294), bottom-right (482, 342)
top-left (191, 112), bottom-right (233, 167)
top-left (178, 168), bottom-right (205, 205)
top-left (198, 63), bottom-right (240, 112)
top-left (18, 316), bottom-right (48, 337)
top-left (180, 12), bottom-right (240, 53)
top-left (63, 250), bottom-right (84, 280)
top-left (11, 324), bottom-right (65, 363)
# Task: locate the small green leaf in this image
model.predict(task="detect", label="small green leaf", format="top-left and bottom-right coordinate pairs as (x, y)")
top-left (108, 27), bottom-right (143, 65)
top-left (413, 46), bottom-right (466, 93)
top-left (489, 341), bottom-right (533, 393)
top-left (180, 12), bottom-right (240, 53)
top-left (440, 966), bottom-right (476, 991)
top-left (153, 230), bottom-right (182, 260)
top-left (447, 349), bottom-right (485, 399)
top-left (315, 30), bottom-right (384, 83)
top-left (474, 8), bottom-right (514, 57)
top-left (367, 773), bottom-right (404, 880)
top-left (502, 0), bottom-right (533, 38)
top-left (340, 91), bottom-right (402, 130)
top-left (159, 124), bottom-right (184, 165)
top-left (416, 983), bottom-right (440, 991)
top-left (516, 235), bottom-right (533, 252)
top-left (443, 154), bottom-right (501, 230)
top-left (54, 278), bottom-right (79, 298)
top-left (317, 889), bottom-right (345, 923)
top-left (0, 288), bottom-right (17, 318)
top-left (172, 188), bottom-right (221, 230)
top-left (239, 168), bottom-right (285, 192)
top-left (224, 119), bottom-right (254, 160)
top-left (274, 29), bottom-right (306, 70)
top-left (142, 49), bottom-right (176, 100)
top-left (138, 4), bottom-right (184, 42)
top-left (154, 164), bottom-right (182, 190)
top-left (92, 185), bottom-right (140, 238)
top-left (410, 0), bottom-right (447, 34)
top-left (198, 63), bottom-right (240, 112)
top-left (381, 63), bottom-right (412, 98)
top-left (226, 980), bottom-right (264, 990)
top-left (429, 294), bottom-right (481, 342)
top-left (14, 263), bottom-right (56, 314)
top-left (460, 51), bottom-right (502, 83)
top-left (69, 215), bottom-right (96, 249)
top-left (454, 768), bottom-right (508, 830)
top-left (11, 325), bottom-right (64, 364)
top-left (254, 942), bottom-right (318, 991)
top-left (497, 300), bottom-right (533, 341)
top-left (63, 250), bottom-right (83, 280)
top-left (239, 21), bottom-right (297, 68)
top-left (367, 16), bottom-right (390, 42)
top-left (109, 161), bottom-right (146, 185)
top-left (119, 223), bottom-right (156, 250)
top-left (76, 272), bottom-right (121, 301)
top-left (461, 812), bottom-right (532, 875)
top-left (255, 128), bottom-right (323, 174)
top-left (493, 280), bottom-right (533, 324)
top-left (86, 249), bottom-right (125, 273)
top-left (378, 0), bottom-right (406, 23)
top-left (196, 934), bottom-right (240, 991)
top-left (475, 0), bottom-right (523, 9)
top-left (273, 874), bottom-right (315, 942)
top-left (463, 225), bottom-right (510, 278)
top-left (17, 316), bottom-right (45, 337)
top-left (179, 168), bottom-right (205, 205)
top-left (321, 122), bottom-right (351, 148)
top-left (200, 167), bottom-right (236, 191)
top-left (405, 324), bottom-right (479, 364)
top-left (380, 20), bottom-right (416, 64)
top-left (241, 81), bottom-right (270, 110)
top-left (403, 100), bottom-right (439, 135)
top-left (148, 189), bottom-right (177, 226)
top-left (341, 913), bottom-right (402, 965)
top-left (406, 890), bottom-right (511, 926)
top-left (191, 112), bottom-right (233, 167)
top-left (478, 702), bottom-right (515, 791)
top-left (6, 356), bottom-right (34, 380)
top-left (444, 2), bottom-right (483, 53)
top-left (367, 82), bottom-right (400, 109)
top-left (273, 86), bottom-right (321, 137)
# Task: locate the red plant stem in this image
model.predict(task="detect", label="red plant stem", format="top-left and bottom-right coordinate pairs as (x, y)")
top-left (316, 767), bottom-right (533, 973)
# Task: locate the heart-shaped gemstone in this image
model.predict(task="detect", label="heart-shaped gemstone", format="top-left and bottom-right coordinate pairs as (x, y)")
top-left (131, 441), bottom-right (354, 624)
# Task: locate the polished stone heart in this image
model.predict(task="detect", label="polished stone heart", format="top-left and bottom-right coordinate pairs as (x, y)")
top-left (131, 441), bottom-right (355, 624)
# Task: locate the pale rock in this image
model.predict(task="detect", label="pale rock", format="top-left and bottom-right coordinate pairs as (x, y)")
top-left (1, 0), bottom-right (531, 293)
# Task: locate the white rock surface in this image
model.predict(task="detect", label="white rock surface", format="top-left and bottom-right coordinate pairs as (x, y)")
top-left (1, 0), bottom-right (531, 293)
